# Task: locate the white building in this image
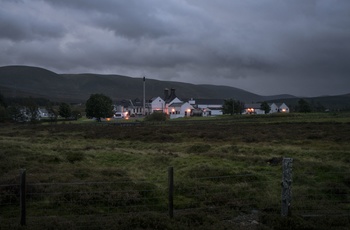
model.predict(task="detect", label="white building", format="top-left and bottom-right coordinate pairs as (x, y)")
top-left (168, 102), bottom-right (194, 119)
top-left (150, 96), bottom-right (165, 113)
top-left (189, 99), bottom-right (224, 116)
top-left (243, 103), bottom-right (265, 114)
top-left (269, 103), bottom-right (279, 113)
top-left (268, 103), bottom-right (290, 113)
top-left (276, 103), bottom-right (290, 113)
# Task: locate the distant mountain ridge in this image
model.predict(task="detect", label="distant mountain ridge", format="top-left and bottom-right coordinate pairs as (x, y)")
top-left (1, 65), bottom-right (348, 111)
top-left (0, 65), bottom-right (281, 103)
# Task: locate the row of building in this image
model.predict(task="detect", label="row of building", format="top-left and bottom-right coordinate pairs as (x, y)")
top-left (10, 88), bottom-right (289, 121)
top-left (115, 88), bottom-right (290, 119)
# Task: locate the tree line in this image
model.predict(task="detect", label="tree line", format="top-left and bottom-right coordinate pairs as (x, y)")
top-left (0, 92), bottom-right (114, 123)
top-left (0, 91), bottom-right (322, 123)
top-left (221, 98), bottom-right (314, 115)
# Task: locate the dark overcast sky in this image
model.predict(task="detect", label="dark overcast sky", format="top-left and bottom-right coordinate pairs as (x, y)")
top-left (1, 0), bottom-right (350, 97)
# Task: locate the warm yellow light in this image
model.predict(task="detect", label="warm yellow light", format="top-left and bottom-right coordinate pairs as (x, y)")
top-left (106, 118), bottom-right (111, 121)
top-left (172, 108), bottom-right (175, 112)
top-left (247, 108), bottom-right (254, 113)
top-left (282, 109), bottom-right (286, 112)
top-left (187, 109), bottom-right (191, 113)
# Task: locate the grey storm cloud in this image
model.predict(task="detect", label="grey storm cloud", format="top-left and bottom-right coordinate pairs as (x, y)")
top-left (1, 0), bottom-right (350, 96)
top-left (0, 5), bottom-right (65, 41)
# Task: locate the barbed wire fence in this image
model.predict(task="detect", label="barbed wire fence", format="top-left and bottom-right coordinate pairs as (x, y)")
top-left (0, 158), bottom-right (349, 229)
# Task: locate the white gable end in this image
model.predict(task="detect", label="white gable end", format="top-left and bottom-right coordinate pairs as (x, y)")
top-left (151, 97), bottom-right (165, 112)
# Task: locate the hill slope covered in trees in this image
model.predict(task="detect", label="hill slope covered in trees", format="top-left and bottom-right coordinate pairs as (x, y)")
top-left (1, 65), bottom-right (349, 111)
top-left (0, 65), bottom-right (273, 102)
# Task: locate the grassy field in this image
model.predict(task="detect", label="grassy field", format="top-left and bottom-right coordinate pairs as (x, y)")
top-left (0, 113), bottom-right (349, 229)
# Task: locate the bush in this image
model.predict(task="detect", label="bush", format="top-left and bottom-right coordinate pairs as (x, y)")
top-left (65, 151), bottom-right (85, 163)
top-left (0, 106), bottom-right (8, 122)
top-left (144, 112), bottom-right (168, 122)
top-left (71, 110), bottom-right (82, 120)
top-left (187, 144), bottom-right (211, 153)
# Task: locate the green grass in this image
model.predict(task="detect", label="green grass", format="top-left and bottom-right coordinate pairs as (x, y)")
top-left (0, 113), bottom-right (350, 229)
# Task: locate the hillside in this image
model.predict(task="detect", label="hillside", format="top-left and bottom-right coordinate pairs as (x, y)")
top-left (266, 94), bottom-right (350, 111)
top-left (0, 65), bottom-right (269, 103)
top-left (1, 65), bottom-right (348, 111)
top-left (0, 66), bottom-right (73, 101)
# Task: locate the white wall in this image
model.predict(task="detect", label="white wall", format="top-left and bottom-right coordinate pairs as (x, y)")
top-left (269, 103), bottom-right (279, 113)
top-left (210, 109), bottom-right (223, 116)
top-left (279, 103), bottom-right (290, 113)
top-left (243, 108), bottom-right (265, 114)
top-left (151, 97), bottom-right (165, 112)
top-left (180, 103), bottom-right (193, 117)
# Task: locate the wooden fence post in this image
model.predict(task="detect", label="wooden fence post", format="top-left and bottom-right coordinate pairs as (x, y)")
top-left (281, 158), bottom-right (293, 217)
top-left (20, 169), bottom-right (26, 226)
top-left (168, 167), bottom-right (174, 218)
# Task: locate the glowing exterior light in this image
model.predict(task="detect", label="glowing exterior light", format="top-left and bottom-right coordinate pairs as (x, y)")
top-left (247, 108), bottom-right (255, 113)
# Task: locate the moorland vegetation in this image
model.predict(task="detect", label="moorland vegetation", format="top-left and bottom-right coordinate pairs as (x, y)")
top-left (0, 112), bottom-right (349, 229)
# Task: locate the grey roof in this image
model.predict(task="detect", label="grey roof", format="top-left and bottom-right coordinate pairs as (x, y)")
top-left (168, 102), bottom-right (184, 107)
top-left (244, 103), bottom-right (262, 109)
top-left (275, 103), bottom-right (287, 107)
top-left (193, 99), bottom-right (225, 105)
top-left (38, 108), bottom-right (48, 113)
top-left (207, 107), bottom-right (222, 110)
top-left (115, 99), bottom-right (132, 107)
top-left (115, 98), bottom-right (148, 107)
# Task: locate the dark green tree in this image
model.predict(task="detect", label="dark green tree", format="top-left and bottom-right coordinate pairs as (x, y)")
top-left (0, 92), bottom-right (6, 108)
top-left (222, 99), bottom-right (234, 115)
top-left (85, 94), bottom-right (113, 121)
top-left (59, 103), bottom-right (72, 119)
top-left (315, 102), bottom-right (326, 112)
top-left (222, 99), bottom-right (245, 115)
top-left (0, 93), bottom-right (7, 122)
top-left (46, 104), bottom-right (58, 122)
top-left (24, 97), bottom-right (39, 123)
top-left (7, 105), bottom-right (25, 122)
top-left (298, 99), bottom-right (311, 113)
top-left (260, 101), bottom-right (271, 114)
top-left (71, 110), bottom-right (82, 120)
top-left (0, 106), bottom-right (7, 122)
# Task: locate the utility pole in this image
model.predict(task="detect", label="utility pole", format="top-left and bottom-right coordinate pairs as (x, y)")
top-left (143, 76), bottom-right (146, 116)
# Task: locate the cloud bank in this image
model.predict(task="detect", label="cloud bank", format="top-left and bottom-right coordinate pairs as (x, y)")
top-left (1, 0), bottom-right (350, 96)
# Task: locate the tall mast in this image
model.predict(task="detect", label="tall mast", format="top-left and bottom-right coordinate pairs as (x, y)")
top-left (143, 76), bottom-right (146, 116)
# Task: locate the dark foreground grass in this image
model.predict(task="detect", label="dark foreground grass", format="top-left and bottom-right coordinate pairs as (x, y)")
top-left (0, 113), bottom-right (350, 229)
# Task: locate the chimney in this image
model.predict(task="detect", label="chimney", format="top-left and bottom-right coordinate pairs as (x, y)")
top-left (164, 88), bottom-right (169, 100)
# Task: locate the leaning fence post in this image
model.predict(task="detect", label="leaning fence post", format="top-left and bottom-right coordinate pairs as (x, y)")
top-left (168, 167), bottom-right (174, 218)
top-left (20, 169), bottom-right (26, 226)
top-left (281, 158), bottom-right (293, 217)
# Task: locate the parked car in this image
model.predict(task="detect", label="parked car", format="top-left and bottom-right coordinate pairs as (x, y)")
top-left (113, 112), bottom-right (128, 119)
